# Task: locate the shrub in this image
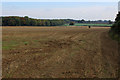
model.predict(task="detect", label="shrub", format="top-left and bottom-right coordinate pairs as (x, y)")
top-left (69, 22), bottom-right (75, 25)
top-left (110, 12), bottom-right (120, 42)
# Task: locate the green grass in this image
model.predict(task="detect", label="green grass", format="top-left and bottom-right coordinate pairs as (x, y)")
top-left (2, 41), bottom-right (19, 50)
top-left (64, 23), bottom-right (112, 27)
top-left (2, 40), bottom-right (30, 50)
top-left (23, 41), bottom-right (29, 45)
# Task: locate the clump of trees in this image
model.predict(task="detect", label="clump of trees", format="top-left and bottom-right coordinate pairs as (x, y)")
top-left (69, 22), bottom-right (75, 25)
top-left (1, 16), bottom-right (67, 26)
top-left (109, 12), bottom-right (120, 42)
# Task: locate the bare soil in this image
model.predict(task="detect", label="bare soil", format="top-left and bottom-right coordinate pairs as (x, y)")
top-left (2, 26), bottom-right (119, 78)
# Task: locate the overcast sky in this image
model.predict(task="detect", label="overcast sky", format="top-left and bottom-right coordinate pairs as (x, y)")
top-left (2, 2), bottom-right (118, 21)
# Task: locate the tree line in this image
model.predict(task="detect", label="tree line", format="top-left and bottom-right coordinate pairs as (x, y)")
top-left (109, 12), bottom-right (120, 42)
top-left (1, 16), bottom-right (69, 26)
top-left (77, 19), bottom-right (113, 24)
top-left (1, 16), bottom-right (113, 26)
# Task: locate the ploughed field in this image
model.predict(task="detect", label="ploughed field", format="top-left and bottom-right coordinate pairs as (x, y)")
top-left (2, 26), bottom-right (119, 78)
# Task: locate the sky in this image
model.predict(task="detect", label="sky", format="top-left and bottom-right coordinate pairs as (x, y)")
top-left (118, 1), bottom-right (120, 12)
top-left (1, 0), bottom-right (119, 2)
top-left (1, 2), bottom-right (119, 21)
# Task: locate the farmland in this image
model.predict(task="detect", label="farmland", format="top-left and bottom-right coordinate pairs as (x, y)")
top-left (2, 26), bottom-right (119, 78)
top-left (64, 23), bottom-right (113, 27)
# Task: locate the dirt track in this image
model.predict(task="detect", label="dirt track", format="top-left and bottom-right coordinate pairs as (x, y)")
top-left (2, 27), bottom-right (119, 78)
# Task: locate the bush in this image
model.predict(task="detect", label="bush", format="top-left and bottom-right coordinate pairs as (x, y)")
top-left (110, 12), bottom-right (120, 42)
top-left (69, 22), bottom-right (75, 25)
